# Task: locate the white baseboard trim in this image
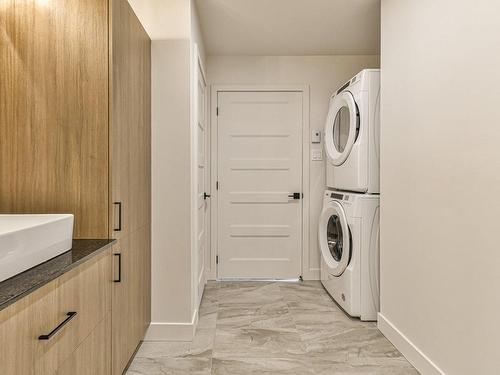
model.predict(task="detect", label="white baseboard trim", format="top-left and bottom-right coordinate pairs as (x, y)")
top-left (378, 313), bottom-right (445, 375)
top-left (144, 309), bottom-right (198, 342)
top-left (302, 268), bottom-right (320, 281)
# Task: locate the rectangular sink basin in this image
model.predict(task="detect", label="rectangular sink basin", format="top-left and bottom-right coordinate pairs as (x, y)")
top-left (0, 214), bottom-right (74, 282)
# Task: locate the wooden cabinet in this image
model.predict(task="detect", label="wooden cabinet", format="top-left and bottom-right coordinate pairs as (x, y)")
top-left (110, 1), bottom-right (151, 374)
top-left (0, 0), bottom-right (151, 373)
top-left (0, 250), bottom-right (112, 375)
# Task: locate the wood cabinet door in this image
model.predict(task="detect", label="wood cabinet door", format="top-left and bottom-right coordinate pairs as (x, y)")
top-left (0, 283), bottom-right (58, 375)
top-left (111, 227), bottom-right (150, 375)
top-left (56, 314), bottom-right (111, 375)
top-left (110, 0), bottom-right (131, 241)
top-left (110, 0), bottom-right (151, 238)
top-left (130, 225), bottom-right (151, 343)
top-left (111, 239), bottom-right (135, 375)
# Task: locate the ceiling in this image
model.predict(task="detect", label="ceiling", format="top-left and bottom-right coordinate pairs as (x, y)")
top-left (195, 0), bottom-right (381, 56)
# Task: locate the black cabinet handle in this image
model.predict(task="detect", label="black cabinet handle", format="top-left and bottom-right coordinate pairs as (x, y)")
top-left (114, 253), bottom-right (122, 283)
top-left (288, 192), bottom-right (301, 200)
top-left (38, 312), bottom-right (77, 340)
top-left (113, 202), bottom-right (122, 231)
top-left (204, 192), bottom-right (211, 200)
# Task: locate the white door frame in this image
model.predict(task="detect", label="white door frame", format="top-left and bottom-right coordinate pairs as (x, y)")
top-left (192, 44), bottom-right (209, 308)
top-left (208, 85), bottom-right (311, 280)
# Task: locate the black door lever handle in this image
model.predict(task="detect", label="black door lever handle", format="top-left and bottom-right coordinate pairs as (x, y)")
top-left (204, 193), bottom-right (211, 200)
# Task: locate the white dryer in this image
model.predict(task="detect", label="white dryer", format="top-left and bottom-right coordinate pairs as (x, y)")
top-left (325, 69), bottom-right (380, 193)
top-left (318, 190), bottom-right (380, 321)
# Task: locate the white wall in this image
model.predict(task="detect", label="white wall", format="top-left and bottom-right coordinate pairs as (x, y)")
top-left (149, 39), bottom-right (194, 339)
top-left (127, 0), bottom-right (190, 39)
top-left (379, 1), bottom-right (500, 374)
top-left (207, 55), bottom-right (380, 278)
top-left (130, 0), bottom-right (207, 340)
top-left (190, 0), bottom-right (206, 64)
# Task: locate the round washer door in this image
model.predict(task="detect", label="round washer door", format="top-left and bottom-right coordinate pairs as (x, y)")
top-left (324, 91), bottom-right (359, 166)
top-left (318, 201), bottom-right (351, 276)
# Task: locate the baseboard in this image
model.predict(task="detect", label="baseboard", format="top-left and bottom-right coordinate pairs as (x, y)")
top-left (301, 268), bottom-right (320, 280)
top-left (144, 309), bottom-right (198, 341)
top-left (378, 313), bottom-right (445, 375)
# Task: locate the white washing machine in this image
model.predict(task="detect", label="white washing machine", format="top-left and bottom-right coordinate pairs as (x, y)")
top-left (319, 190), bottom-right (380, 321)
top-left (324, 69), bottom-right (380, 193)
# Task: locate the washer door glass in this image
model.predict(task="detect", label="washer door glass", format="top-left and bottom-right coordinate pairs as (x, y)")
top-left (318, 201), bottom-right (351, 276)
top-left (327, 215), bottom-right (344, 261)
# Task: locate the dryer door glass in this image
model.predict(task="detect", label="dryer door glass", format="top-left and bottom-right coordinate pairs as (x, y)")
top-left (327, 215), bottom-right (343, 261)
top-left (333, 106), bottom-right (350, 153)
top-left (324, 91), bottom-right (359, 166)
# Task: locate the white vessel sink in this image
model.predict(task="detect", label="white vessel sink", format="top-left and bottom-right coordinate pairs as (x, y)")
top-left (0, 214), bottom-right (74, 282)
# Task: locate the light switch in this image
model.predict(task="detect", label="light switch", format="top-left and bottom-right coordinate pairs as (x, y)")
top-left (311, 149), bottom-right (323, 161)
top-left (311, 130), bottom-right (321, 144)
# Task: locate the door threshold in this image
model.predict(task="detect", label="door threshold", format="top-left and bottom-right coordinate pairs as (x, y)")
top-left (217, 278), bottom-right (301, 283)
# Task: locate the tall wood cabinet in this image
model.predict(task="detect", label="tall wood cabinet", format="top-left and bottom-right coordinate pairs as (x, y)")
top-left (0, 1), bottom-right (151, 374)
top-left (110, 0), bottom-right (151, 374)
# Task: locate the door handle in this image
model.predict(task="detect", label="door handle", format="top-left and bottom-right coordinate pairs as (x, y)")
top-left (204, 193), bottom-right (211, 200)
top-left (288, 193), bottom-right (302, 200)
top-left (113, 202), bottom-right (122, 232)
top-left (114, 253), bottom-right (122, 283)
top-left (38, 312), bottom-right (78, 340)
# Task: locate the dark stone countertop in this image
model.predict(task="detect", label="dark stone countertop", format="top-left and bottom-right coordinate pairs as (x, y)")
top-left (0, 239), bottom-right (116, 312)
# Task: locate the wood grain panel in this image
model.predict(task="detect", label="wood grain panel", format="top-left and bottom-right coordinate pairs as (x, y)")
top-left (0, 278), bottom-right (58, 375)
top-left (110, 0), bottom-right (151, 238)
top-left (111, 238), bottom-right (133, 375)
top-left (0, 249), bottom-right (111, 375)
top-left (56, 314), bottom-right (111, 375)
top-left (0, 0), bottom-right (109, 238)
top-left (110, 0), bottom-right (151, 373)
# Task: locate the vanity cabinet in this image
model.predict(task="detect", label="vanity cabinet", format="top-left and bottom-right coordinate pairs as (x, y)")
top-left (0, 0), bottom-right (151, 374)
top-left (0, 249), bottom-right (112, 375)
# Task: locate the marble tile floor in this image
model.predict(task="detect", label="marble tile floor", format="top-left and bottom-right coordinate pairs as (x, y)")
top-left (126, 281), bottom-right (418, 374)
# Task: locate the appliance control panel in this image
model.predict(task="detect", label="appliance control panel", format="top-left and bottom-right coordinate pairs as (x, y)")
top-left (328, 192), bottom-right (350, 201)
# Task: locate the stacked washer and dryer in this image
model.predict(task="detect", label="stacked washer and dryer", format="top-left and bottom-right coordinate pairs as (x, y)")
top-left (319, 69), bottom-right (380, 321)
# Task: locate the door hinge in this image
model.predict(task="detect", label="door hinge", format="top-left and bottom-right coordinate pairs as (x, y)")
top-left (216, 107), bottom-right (219, 116)
top-left (216, 181), bottom-right (219, 190)
top-left (216, 255), bottom-right (219, 264)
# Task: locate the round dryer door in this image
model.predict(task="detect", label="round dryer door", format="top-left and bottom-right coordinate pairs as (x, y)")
top-left (324, 91), bottom-right (359, 166)
top-left (318, 201), bottom-right (351, 276)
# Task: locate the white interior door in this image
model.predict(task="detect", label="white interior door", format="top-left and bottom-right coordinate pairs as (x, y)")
top-left (196, 58), bottom-right (208, 304)
top-left (217, 91), bottom-right (303, 279)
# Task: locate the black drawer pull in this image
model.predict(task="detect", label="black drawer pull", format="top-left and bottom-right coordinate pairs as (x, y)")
top-left (38, 312), bottom-right (77, 340)
top-left (114, 253), bottom-right (122, 283)
top-left (113, 201), bottom-right (122, 231)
